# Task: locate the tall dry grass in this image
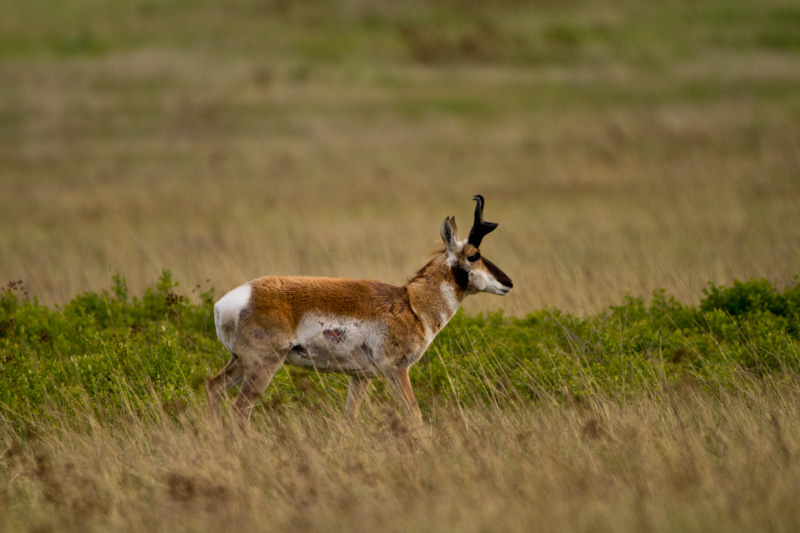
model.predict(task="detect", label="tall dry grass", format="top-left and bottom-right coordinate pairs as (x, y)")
top-left (2, 375), bottom-right (800, 532)
top-left (2, 0), bottom-right (799, 315)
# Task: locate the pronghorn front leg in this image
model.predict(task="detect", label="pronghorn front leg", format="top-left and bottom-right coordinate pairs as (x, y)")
top-left (386, 367), bottom-right (422, 422)
top-left (345, 374), bottom-right (371, 421)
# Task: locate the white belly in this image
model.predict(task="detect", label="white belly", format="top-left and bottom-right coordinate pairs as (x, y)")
top-left (285, 314), bottom-right (387, 376)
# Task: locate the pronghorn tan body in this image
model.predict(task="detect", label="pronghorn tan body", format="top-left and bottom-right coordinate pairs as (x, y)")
top-left (207, 195), bottom-right (513, 425)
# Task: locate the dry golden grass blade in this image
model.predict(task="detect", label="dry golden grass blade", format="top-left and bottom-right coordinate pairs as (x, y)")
top-left (2, 380), bottom-right (799, 532)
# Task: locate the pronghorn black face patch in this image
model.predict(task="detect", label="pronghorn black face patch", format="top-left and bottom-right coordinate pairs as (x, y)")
top-left (452, 263), bottom-right (470, 290)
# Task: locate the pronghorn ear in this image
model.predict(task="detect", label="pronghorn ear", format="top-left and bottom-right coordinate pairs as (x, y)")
top-left (440, 216), bottom-right (458, 252)
top-left (448, 215), bottom-right (458, 236)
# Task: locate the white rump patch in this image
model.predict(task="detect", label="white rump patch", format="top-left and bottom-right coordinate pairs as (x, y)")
top-left (214, 283), bottom-right (252, 352)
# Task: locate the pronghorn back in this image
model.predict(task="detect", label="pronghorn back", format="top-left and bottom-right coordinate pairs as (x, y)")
top-left (248, 276), bottom-right (411, 328)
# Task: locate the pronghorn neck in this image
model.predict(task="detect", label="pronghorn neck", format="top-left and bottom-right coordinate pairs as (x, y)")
top-left (404, 254), bottom-right (465, 340)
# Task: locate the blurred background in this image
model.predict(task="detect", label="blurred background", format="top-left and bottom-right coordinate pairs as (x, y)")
top-left (1, 0), bottom-right (799, 316)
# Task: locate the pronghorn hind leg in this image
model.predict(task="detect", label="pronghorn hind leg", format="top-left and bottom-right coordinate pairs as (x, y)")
top-left (231, 351), bottom-right (286, 429)
top-left (345, 374), bottom-right (371, 421)
top-left (386, 367), bottom-right (423, 422)
top-left (206, 353), bottom-right (244, 420)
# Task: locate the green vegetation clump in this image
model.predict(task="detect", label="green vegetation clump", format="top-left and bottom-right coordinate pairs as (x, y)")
top-left (2, 273), bottom-right (799, 426)
top-left (0, 272), bottom-right (218, 423)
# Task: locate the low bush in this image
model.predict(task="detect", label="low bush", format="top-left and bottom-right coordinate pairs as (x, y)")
top-left (1, 272), bottom-right (799, 426)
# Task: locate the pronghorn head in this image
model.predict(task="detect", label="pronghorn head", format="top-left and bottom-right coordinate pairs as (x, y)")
top-left (440, 195), bottom-right (513, 296)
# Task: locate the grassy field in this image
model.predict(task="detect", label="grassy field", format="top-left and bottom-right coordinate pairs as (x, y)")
top-left (2, 0), bottom-right (800, 531)
top-left (1, 276), bottom-right (800, 532)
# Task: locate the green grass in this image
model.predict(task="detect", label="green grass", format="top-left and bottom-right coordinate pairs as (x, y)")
top-left (3, 0), bottom-right (800, 62)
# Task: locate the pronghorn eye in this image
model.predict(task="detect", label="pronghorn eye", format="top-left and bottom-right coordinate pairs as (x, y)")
top-left (467, 253), bottom-right (481, 262)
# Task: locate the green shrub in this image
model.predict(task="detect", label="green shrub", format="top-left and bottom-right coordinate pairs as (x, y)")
top-left (1, 274), bottom-right (799, 426)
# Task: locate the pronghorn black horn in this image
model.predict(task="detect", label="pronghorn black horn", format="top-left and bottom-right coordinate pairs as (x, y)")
top-left (467, 194), bottom-right (498, 247)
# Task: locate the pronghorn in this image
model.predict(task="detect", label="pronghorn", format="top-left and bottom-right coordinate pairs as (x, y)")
top-left (207, 195), bottom-right (513, 425)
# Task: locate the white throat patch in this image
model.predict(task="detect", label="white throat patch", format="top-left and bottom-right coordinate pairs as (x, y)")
top-left (440, 282), bottom-right (460, 315)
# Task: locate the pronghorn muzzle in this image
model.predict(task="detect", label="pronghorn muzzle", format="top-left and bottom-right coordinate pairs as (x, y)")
top-left (483, 258), bottom-right (513, 291)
